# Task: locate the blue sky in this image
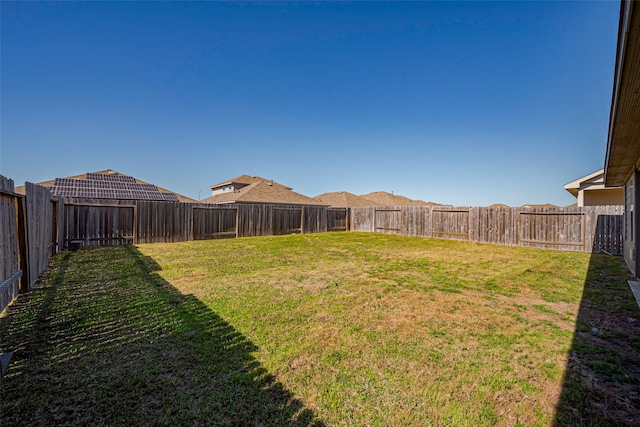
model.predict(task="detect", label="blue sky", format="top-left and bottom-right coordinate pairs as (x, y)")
top-left (0, 1), bottom-right (620, 206)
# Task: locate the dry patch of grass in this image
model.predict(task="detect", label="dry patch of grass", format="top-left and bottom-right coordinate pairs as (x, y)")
top-left (1, 232), bottom-right (638, 426)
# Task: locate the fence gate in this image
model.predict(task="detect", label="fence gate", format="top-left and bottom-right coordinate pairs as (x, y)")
top-left (592, 212), bottom-right (624, 255)
top-left (64, 204), bottom-right (135, 247)
top-left (193, 206), bottom-right (238, 240)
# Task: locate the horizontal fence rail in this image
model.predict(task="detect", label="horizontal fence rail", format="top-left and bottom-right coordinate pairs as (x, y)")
top-left (350, 205), bottom-right (624, 254)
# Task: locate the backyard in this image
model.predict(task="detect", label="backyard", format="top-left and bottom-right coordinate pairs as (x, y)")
top-left (0, 232), bottom-right (638, 426)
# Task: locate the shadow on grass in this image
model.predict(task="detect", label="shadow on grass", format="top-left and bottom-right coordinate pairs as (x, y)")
top-left (553, 253), bottom-right (640, 426)
top-left (0, 246), bottom-right (324, 426)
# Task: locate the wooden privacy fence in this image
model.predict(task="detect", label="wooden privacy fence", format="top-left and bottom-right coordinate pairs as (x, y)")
top-left (0, 176), bottom-right (20, 313)
top-left (63, 200), bottom-right (621, 254)
top-left (60, 199), bottom-right (347, 246)
top-left (0, 176), bottom-right (61, 312)
top-left (351, 205), bottom-right (624, 254)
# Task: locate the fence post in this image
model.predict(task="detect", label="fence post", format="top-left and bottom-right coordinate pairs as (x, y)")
top-left (56, 196), bottom-right (65, 252)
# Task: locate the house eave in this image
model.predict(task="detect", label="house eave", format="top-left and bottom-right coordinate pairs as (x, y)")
top-left (563, 187), bottom-right (579, 197)
top-left (564, 169), bottom-right (605, 190)
top-left (605, 0), bottom-right (640, 187)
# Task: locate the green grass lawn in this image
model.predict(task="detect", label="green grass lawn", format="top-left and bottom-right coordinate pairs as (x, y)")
top-left (1, 232), bottom-right (638, 426)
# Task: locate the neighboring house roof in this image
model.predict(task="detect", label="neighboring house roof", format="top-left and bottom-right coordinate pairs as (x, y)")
top-left (488, 204), bottom-right (510, 208)
top-left (201, 179), bottom-right (326, 205)
top-left (605, 0), bottom-right (640, 186)
top-left (313, 191), bottom-right (382, 207)
top-left (209, 174), bottom-right (292, 191)
top-left (15, 169), bottom-right (196, 202)
top-left (360, 191), bottom-right (441, 207)
top-left (564, 169), bottom-right (609, 197)
top-left (564, 169), bottom-right (623, 206)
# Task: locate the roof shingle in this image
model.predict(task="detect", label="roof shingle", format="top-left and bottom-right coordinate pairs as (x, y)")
top-left (202, 179), bottom-right (325, 205)
top-left (313, 191), bottom-right (382, 207)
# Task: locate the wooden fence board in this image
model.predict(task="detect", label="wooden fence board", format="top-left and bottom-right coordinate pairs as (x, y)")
top-left (237, 204), bottom-right (274, 237)
top-left (273, 207), bottom-right (302, 235)
top-left (136, 201), bottom-right (193, 244)
top-left (374, 208), bottom-right (402, 234)
top-left (193, 206), bottom-right (238, 240)
top-left (432, 208), bottom-right (470, 241)
top-left (402, 206), bottom-right (425, 237)
top-left (64, 203), bottom-right (135, 247)
top-left (327, 208), bottom-right (349, 231)
top-left (302, 206), bottom-right (327, 234)
top-left (350, 207), bottom-right (375, 232)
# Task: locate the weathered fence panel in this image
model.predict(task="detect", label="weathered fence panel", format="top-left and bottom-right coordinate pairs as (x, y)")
top-left (0, 175), bottom-right (20, 312)
top-left (193, 206), bottom-right (238, 240)
top-left (25, 182), bottom-right (54, 290)
top-left (350, 206), bottom-right (375, 232)
top-left (65, 203), bottom-right (135, 247)
top-left (518, 209), bottom-right (585, 251)
top-left (273, 207), bottom-right (303, 235)
top-left (374, 208), bottom-right (402, 234)
top-left (327, 208), bottom-right (349, 231)
top-left (471, 207), bottom-right (519, 246)
top-left (136, 201), bottom-right (193, 244)
top-left (302, 206), bottom-right (327, 234)
top-left (401, 206), bottom-right (428, 237)
top-left (350, 205), bottom-right (624, 254)
top-left (586, 205), bottom-right (624, 254)
top-left (432, 208), bottom-right (470, 241)
top-left (237, 204), bottom-right (274, 237)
